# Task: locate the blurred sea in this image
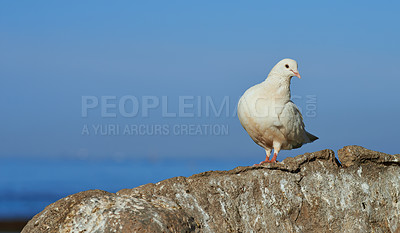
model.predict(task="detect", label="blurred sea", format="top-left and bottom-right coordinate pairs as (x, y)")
top-left (0, 156), bottom-right (251, 220)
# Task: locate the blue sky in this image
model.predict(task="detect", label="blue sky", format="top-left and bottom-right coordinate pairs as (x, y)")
top-left (1, 0), bottom-right (399, 162)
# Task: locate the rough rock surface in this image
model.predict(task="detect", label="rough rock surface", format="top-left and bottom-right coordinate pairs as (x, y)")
top-left (22, 146), bottom-right (400, 233)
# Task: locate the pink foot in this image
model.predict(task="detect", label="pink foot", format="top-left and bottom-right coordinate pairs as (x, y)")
top-left (253, 158), bottom-right (272, 166)
top-left (254, 154), bottom-right (279, 166)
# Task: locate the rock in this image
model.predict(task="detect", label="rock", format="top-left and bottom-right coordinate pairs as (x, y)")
top-left (338, 145), bottom-right (399, 167)
top-left (22, 146), bottom-right (400, 233)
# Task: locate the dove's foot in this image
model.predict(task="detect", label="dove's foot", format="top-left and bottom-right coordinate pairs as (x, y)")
top-left (253, 152), bottom-right (280, 166)
top-left (253, 158), bottom-right (280, 166)
top-left (253, 159), bottom-right (272, 166)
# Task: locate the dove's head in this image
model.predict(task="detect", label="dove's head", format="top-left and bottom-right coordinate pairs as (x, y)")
top-left (270, 58), bottom-right (301, 79)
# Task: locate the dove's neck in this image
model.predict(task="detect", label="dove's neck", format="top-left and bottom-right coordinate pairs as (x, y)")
top-left (264, 74), bottom-right (291, 102)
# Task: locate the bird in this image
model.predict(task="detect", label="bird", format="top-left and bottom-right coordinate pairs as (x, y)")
top-left (237, 58), bottom-right (318, 165)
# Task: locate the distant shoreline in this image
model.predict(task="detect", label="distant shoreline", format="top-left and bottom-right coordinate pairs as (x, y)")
top-left (0, 219), bottom-right (29, 232)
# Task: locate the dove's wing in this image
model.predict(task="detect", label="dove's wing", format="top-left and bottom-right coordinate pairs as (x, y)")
top-left (278, 101), bottom-right (311, 149)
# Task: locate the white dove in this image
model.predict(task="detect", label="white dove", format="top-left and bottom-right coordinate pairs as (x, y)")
top-left (238, 58), bottom-right (318, 165)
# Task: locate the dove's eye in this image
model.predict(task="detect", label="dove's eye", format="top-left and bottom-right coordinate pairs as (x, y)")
top-left (285, 64), bottom-right (289, 68)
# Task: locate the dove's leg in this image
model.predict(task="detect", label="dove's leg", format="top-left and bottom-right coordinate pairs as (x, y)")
top-left (260, 148), bottom-right (272, 164)
top-left (270, 143), bottom-right (281, 163)
top-left (254, 148), bottom-right (272, 166)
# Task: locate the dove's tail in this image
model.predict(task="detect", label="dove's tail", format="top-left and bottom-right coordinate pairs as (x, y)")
top-left (306, 132), bottom-right (319, 142)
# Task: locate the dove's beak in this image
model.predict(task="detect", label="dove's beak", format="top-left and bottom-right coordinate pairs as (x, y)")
top-left (291, 70), bottom-right (301, 79)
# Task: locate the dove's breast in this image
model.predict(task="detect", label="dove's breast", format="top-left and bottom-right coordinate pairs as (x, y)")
top-left (238, 84), bottom-right (286, 149)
